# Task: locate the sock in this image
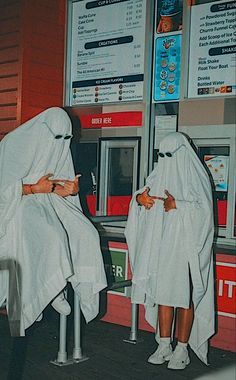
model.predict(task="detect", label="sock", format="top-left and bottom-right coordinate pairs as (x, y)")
top-left (160, 337), bottom-right (171, 345)
top-left (177, 341), bottom-right (188, 348)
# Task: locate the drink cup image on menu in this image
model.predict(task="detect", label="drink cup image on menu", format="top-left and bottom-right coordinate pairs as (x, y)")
top-left (156, 0), bottom-right (183, 34)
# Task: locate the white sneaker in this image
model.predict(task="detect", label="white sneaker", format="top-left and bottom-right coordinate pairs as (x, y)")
top-left (51, 293), bottom-right (71, 315)
top-left (148, 344), bottom-right (173, 365)
top-left (167, 345), bottom-right (190, 370)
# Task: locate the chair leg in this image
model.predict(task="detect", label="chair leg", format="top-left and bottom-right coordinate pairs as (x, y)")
top-left (56, 314), bottom-right (68, 363)
top-left (73, 292), bottom-right (82, 360)
top-left (51, 287), bottom-right (89, 366)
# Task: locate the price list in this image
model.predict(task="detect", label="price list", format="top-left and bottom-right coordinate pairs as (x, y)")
top-left (70, 0), bottom-right (147, 105)
top-left (188, 0), bottom-right (236, 98)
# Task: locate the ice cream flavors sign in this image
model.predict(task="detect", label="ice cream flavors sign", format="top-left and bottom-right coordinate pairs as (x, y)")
top-left (70, 0), bottom-right (146, 105)
top-left (188, 0), bottom-right (236, 98)
top-left (153, 34), bottom-right (182, 101)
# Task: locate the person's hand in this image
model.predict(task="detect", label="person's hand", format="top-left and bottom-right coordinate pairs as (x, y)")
top-left (136, 188), bottom-right (159, 210)
top-left (159, 190), bottom-right (176, 212)
top-left (31, 173), bottom-right (55, 193)
top-left (53, 175), bottom-right (81, 197)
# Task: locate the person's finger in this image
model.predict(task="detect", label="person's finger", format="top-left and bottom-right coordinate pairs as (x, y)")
top-left (157, 196), bottom-right (165, 201)
top-left (74, 174), bottom-right (81, 183)
top-left (143, 188), bottom-right (149, 196)
top-left (150, 196), bottom-right (159, 200)
top-left (165, 190), bottom-right (174, 199)
top-left (63, 182), bottom-right (73, 188)
top-left (52, 178), bottom-right (65, 182)
top-left (41, 173), bottom-right (54, 180)
top-left (62, 179), bottom-right (75, 184)
top-left (52, 180), bottom-right (66, 186)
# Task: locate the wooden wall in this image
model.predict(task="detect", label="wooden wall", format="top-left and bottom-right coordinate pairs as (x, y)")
top-left (0, 0), bottom-right (66, 139)
top-left (0, 0), bottom-right (21, 137)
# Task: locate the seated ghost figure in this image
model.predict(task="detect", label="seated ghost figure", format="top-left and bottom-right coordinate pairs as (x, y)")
top-left (0, 107), bottom-right (107, 336)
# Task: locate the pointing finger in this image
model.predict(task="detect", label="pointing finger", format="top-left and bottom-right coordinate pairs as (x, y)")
top-left (164, 190), bottom-right (172, 197)
top-left (41, 173), bottom-right (54, 180)
top-left (52, 179), bottom-right (65, 184)
top-left (74, 174), bottom-right (82, 182)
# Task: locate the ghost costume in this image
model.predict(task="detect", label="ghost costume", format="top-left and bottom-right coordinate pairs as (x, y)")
top-left (0, 107), bottom-right (107, 336)
top-left (125, 132), bottom-right (215, 364)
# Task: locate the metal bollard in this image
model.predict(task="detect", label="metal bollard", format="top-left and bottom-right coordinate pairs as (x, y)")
top-left (123, 303), bottom-right (140, 344)
top-left (129, 303), bottom-right (138, 341)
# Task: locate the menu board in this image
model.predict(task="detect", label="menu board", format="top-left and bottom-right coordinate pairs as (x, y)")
top-left (70, 0), bottom-right (146, 105)
top-left (153, 34), bottom-right (182, 101)
top-left (188, 0), bottom-right (236, 98)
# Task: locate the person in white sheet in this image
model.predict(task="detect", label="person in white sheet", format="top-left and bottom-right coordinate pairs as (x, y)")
top-left (0, 107), bottom-right (107, 336)
top-left (125, 132), bottom-right (215, 370)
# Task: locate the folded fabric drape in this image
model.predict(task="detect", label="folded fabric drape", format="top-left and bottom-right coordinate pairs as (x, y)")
top-left (0, 107), bottom-right (107, 336)
top-left (125, 132), bottom-right (215, 364)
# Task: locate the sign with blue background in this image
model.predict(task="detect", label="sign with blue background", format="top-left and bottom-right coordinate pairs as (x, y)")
top-left (153, 34), bottom-right (182, 102)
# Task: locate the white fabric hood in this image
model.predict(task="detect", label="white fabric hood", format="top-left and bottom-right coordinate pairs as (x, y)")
top-left (125, 132), bottom-right (215, 364)
top-left (0, 107), bottom-right (107, 336)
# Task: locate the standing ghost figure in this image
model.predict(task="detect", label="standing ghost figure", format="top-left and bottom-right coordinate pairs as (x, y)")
top-left (0, 107), bottom-right (107, 336)
top-left (125, 132), bottom-right (215, 368)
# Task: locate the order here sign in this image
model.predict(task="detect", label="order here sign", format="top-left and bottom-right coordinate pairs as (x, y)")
top-left (80, 111), bottom-right (143, 129)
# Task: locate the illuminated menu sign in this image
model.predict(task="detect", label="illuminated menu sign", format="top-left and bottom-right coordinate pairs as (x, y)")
top-left (70, 0), bottom-right (146, 105)
top-left (188, 0), bottom-right (236, 98)
top-left (153, 34), bottom-right (182, 101)
top-left (153, 0), bottom-right (183, 102)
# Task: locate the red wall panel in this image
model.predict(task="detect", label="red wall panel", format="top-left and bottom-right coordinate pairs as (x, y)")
top-left (0, 76), bottom-right (18, 91)
top-left (0, 91), bottom-right (17, 104)
top-left (0, 32), bottom-right (20, 49)
top-left (0, 1), bottom-right (22, 134)
top-left (20, 0), bottom-right (66, 123)
top-left (0, 18), bottom-right (21, 33)
top-left (0, 0), bottom-right (66, 137)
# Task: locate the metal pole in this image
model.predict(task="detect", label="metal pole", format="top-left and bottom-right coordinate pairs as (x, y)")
top-left (129, 303), bottom-right (138, 341)
top-left (73, 292), bottom-right (83, 360)
top-left (123, 303), bottom-right (139, 344)
top-left (56, 314), bottom-right (68, 363)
